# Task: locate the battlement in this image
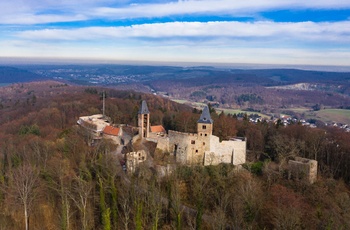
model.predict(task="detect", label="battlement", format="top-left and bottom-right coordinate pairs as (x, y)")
top-left (168, 130), bottom-right (198, 137)
top-left (229, 137), bottom-right (247, 141)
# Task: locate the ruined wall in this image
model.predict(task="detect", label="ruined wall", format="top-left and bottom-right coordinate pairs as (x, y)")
top-left (168, 130), bottom-right (205, 165)
top-left (147, 136), bottom-right (170, 152)
top-left (156, 137), bottom-right (170, 152)
top-left (204, 136), bottom-right (246, 166)
top-left (231, 140), bottom-right (246, 165)
top-left (132, 134), bottom-right (140, 144)
top-left (103, 135), bottom-right (122, 145)
top-left (288, 157), bottom-right (318, 184)
top-left (126, 150), bottom-right (147, 173)
top-left (167, 130), bottom-right (247, 166)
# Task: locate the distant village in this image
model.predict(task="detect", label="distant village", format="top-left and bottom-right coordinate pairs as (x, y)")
top-left (247, 113), bottom-right (350, 132)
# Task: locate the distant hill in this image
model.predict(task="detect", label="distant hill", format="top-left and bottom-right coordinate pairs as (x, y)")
top-left (13, 64), bottom-right (350, 86)
top-left (4, 64), bottom-right (350, 110)
top-left (0, 66), bottom-right (44, 83)
top-left (231, 68), bottom-right (350, 84)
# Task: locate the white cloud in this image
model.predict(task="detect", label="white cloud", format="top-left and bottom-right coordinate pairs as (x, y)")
top-left (93, 0), bottom-right (350, 19)
top-left (2, 38), bottom-right (350, 66)
top-left (0, 0), bottom-right (111, 24)
top-left (1, 0), bottom-right (350, 66)
top-left (0, 14), bottom-right (87, 25)
top-left (1, 0), bottom-right (350, 24)
top-left (16, 21), bottom-right (350, 44)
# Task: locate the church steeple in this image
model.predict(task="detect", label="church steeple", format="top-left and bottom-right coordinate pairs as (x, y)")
top-left (138, 100), bottom-right (150, 138)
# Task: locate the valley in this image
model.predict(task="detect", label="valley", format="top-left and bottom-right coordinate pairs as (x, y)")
top-left (1, 64), bottom-right (350, 126)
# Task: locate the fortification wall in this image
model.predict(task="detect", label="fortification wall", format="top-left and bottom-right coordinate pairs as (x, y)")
top-left (126, 150), bottom-right (147, 173)
top-left (289, 157), bottom-right (317, 184)
top-left (146, 135), bottom-right (170, 152)
top-left (156, 131), bottom-right (246, 166)
top-left (231, 140), bottom-right (246, 165)
top-left (132, 134), bottom-right (140, 144)
top-left (103, 135), bottom-right (122, 145)
top-left (168, 130), bottom-right (197, 137)
top-left (204, 136), bottom-right (246, 166)
top-left (156, 137), bottom-right (170, 152)
top-left (168, 130), bottom-right (200, 164)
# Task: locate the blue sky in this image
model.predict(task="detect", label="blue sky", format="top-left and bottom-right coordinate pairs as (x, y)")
top-left (1, 0), bottom-right (350, 66)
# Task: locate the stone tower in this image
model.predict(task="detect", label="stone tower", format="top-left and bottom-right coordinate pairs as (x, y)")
top-left (197, 106), bottom-right (213, 136)
top-left (197, 106), bottom-right (213, 155)
top-left (138, 100), bottom-right (150, 138)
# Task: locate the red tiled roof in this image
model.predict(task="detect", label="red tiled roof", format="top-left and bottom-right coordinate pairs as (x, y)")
top-left (103, 126), bottom-right (120, 136)
top-left (151, 125), bottom-right (166, 133)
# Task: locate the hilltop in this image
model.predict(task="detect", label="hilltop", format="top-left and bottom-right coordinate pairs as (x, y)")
top-left (1, 64), bottom-right (350, 128)
top-left (1, 81), bottom-right (350, 229)
top-left (0, 66), bottom-right (44, 83)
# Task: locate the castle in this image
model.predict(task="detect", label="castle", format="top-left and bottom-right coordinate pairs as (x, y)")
top-left (138, 100), bottom-right (246, 166)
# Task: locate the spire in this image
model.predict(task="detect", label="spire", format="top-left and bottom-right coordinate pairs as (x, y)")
top-left (139, 100), bottom-right (150, 114)
top-left (198, 106), bottom-right (213, 124)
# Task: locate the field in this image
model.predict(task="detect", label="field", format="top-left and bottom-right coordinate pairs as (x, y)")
top-left (171, 99), bottom-right (207, 108)
top-left (216, 108), bottom-right (270, 119)
top-left (171, 98), bottom-right (350, 124)
top-left (313, 109), bottom-right (350, 124)
top-left (287, 108), bottom-right (350, 124)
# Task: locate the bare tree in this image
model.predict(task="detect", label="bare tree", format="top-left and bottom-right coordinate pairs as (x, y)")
top-left (69, 176), bottom-right (94, 230)
top-left (270, 135), bottom-right (303, 172)
top-left (10, 164), bottom-right (39, 230)
top-left (47, 155), bottom-right (75, 230)
top-left (118, 181), bottom-right (132, 230)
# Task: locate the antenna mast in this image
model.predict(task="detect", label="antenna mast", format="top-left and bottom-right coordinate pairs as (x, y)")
top-left (103, 91), bottom-right (105, 117)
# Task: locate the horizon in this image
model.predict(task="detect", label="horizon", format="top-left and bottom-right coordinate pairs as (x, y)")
top-left (1, 1), bottom-right (350, 67)
top-left (1, 57), bottom-right (350, 72)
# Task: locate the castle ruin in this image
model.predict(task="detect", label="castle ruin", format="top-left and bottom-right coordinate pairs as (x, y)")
top-left (288, 157), bottom-right (318, 184)
top-left (138, 100), bottom-right (246, 166)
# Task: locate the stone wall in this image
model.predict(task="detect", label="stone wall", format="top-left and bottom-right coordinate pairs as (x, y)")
top-left (204, 136), bottom-right (246, 166)
top-left (231, 140), bottom-right (247, 165)
top-left (288, 157), bottom-right (318, 184)
top-left (167, 130), bottom-right (247, 166)
top-left (146, 136), bottom-right (170, 153)
top-left (131, 134), bottom-right (140, 144)
top-left (168, 130), bottom-right (196, 164)
top-left (143, 124), bottom-right (247, 167)
top-left (103, 135), bottom-right (122, 145)
top-left (126, 150), bottom-right (147, 173)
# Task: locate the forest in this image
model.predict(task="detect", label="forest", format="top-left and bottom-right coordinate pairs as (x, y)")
top-left (1, 81), bottom-right (350, 229)
top-left (2, 65), bottom-right (350, 111)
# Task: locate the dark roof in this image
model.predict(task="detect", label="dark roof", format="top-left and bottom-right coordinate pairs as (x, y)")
top-left (139, 100), bottom-right (150, 114)
top-left (198, 106), bottom-right (213, 124)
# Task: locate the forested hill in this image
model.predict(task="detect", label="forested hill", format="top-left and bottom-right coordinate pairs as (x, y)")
top-left (6, 64), bottom-right (350, 86)
top-left (229, 68), bottom-right (350, 84)
top-left (0, 66), bottom-right (44, 83)
top-left (0, 81), bottom-right (192, 130)
top-left (1, 81), bottom-right (350, 229)
top-left (5, 63), bottom-right (349, 109)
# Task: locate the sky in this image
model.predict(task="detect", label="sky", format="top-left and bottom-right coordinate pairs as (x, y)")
top-left (1, 0), bottom-right (350, 67)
